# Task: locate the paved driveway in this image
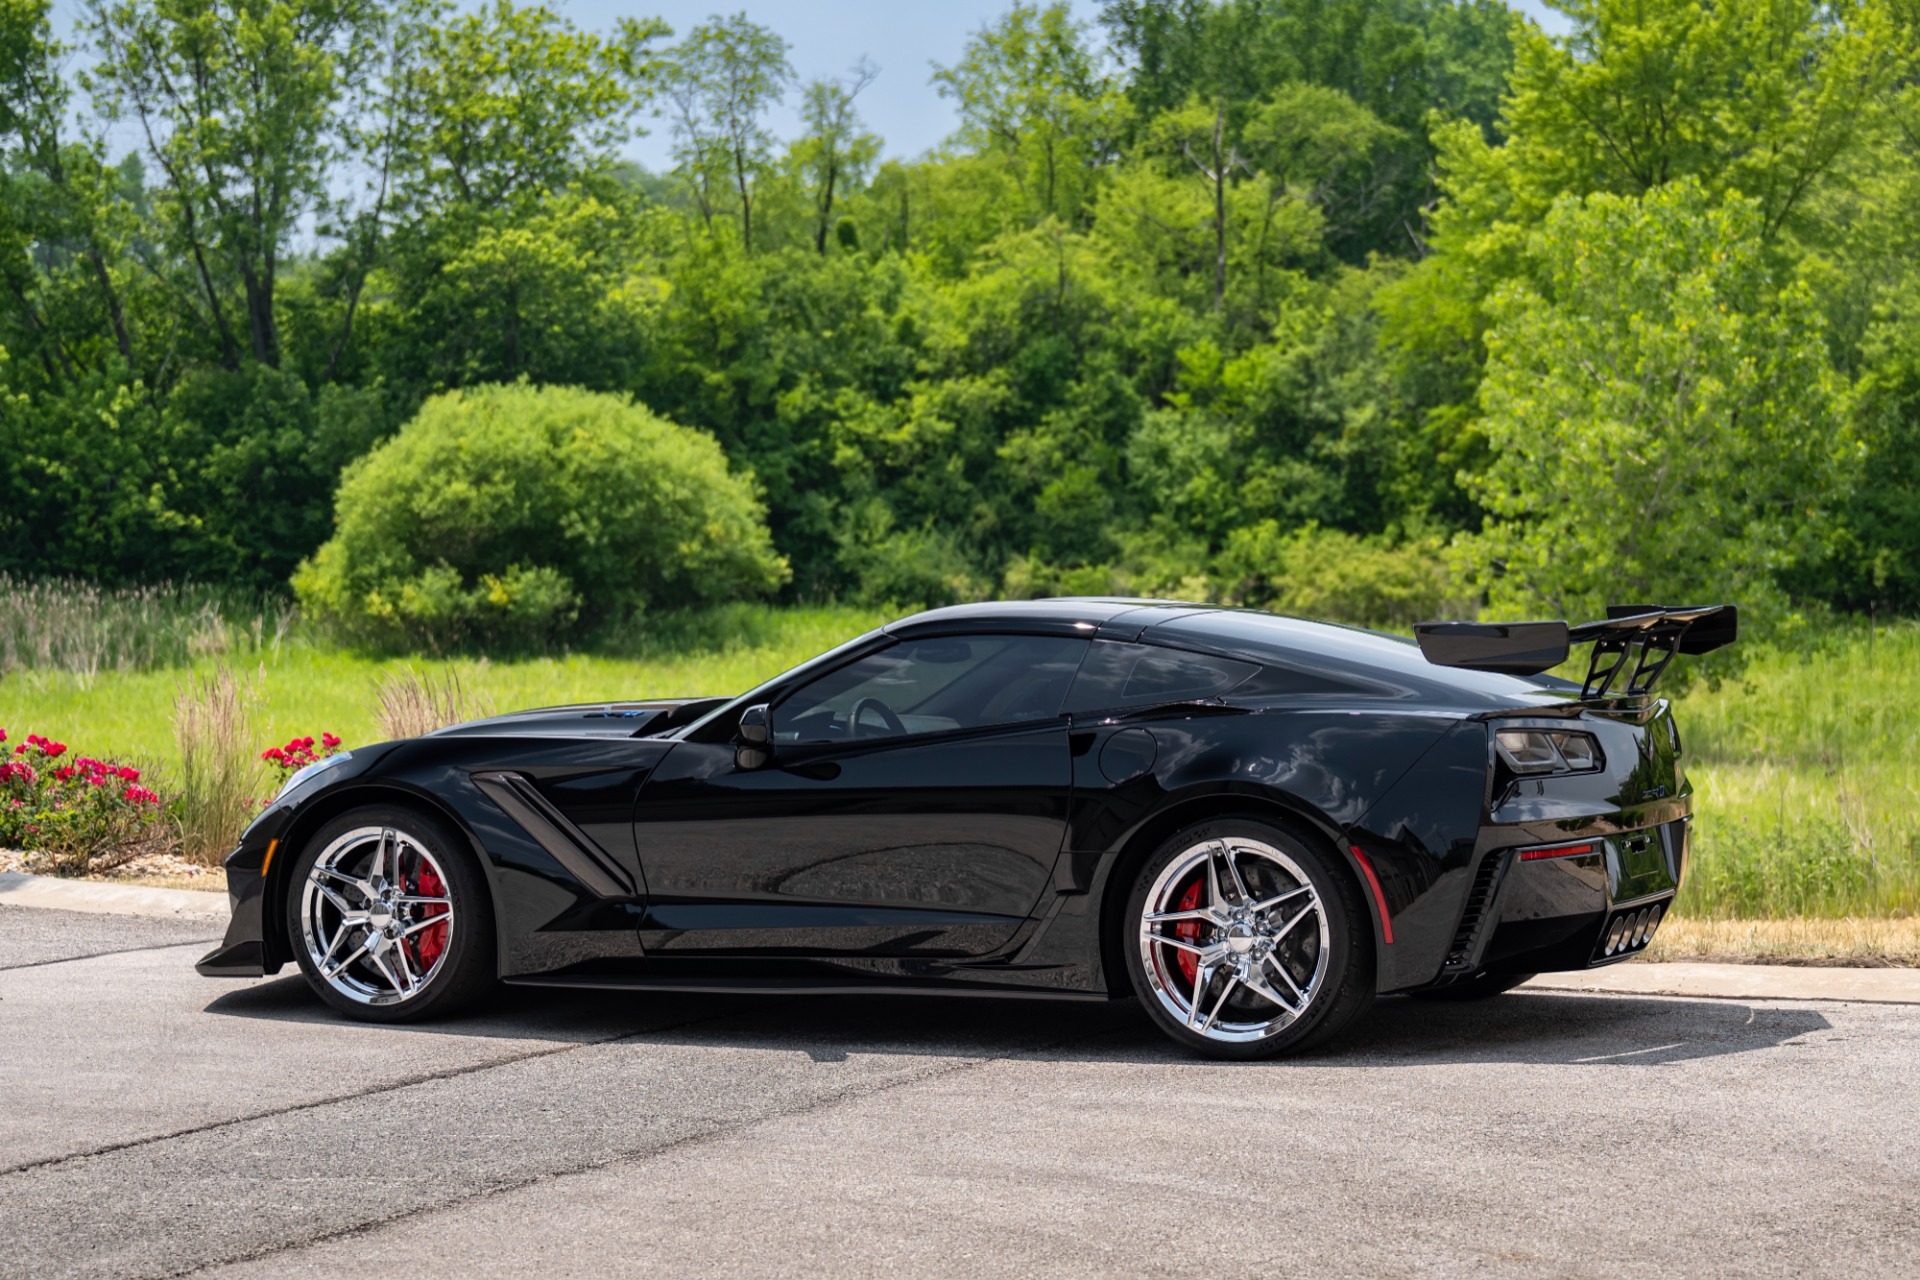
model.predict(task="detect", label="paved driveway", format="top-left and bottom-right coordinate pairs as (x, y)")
top-left (2, 903), bottom-right (1915, 1279)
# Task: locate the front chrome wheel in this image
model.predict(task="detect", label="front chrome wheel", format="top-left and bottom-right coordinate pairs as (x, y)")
top-left (298, 825), bottom-right (455, 1007)
top-left (1137, 835), bottom-right (1331, 1045)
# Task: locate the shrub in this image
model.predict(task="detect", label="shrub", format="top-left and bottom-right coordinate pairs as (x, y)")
top-left (295, 384), bottom-right (790, 650)
top-left (0, 731), bottom-right (170, 873)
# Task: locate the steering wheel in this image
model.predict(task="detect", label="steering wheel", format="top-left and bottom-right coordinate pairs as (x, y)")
top-left (848, 696), bottom-right (907, 739)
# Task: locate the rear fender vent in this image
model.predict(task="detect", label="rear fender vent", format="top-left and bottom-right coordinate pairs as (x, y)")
top-left (1442, 849), bottom-right (1514, 972)
top-left (1594, 898), bottom-right (1670, 962)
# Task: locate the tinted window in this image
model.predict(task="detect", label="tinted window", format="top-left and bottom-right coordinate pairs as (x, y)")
top-left (1064, 642), bottom-right (1257, 713)
top-left (776, 635), bottom-right (1088, 743)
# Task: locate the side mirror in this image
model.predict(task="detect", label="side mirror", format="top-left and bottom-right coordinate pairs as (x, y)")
top-left (735, 704), bottom-right (772, 770)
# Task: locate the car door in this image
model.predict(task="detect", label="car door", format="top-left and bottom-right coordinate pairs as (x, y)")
top-left (630, 633), bottom-right (1089, 958)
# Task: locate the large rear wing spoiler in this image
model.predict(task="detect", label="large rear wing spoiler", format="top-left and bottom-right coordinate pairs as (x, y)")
top-left (1413, 604), bottom-right (1738, 699)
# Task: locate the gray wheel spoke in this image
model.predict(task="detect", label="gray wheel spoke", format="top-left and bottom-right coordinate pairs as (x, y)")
top-left (367, 947), bottom-right (405, 996)
top-left (315, 865), bottom-right (367, 897)
top-left (1217, 840), bottom-right (1252, 904)
top-left (317, 919), bottom-right (356, 970)
top-left (379, 828), bottom-right (400, 891)
top-left (315, 880), bottom-right (360, 918)
top-left (395, 894), bottom-right (449, 909)
top-left (1270, 902), bottom-right (1317, 943)
top-left (1146, 932), bottom-right (1223, 961)
top-left (401, 910), bottom-right (451, 938)
top-left (323, 936), bottom-right (370, 980)
top-left (1186, 963), bottom-right (1217, 1030)
top-left (1265, 951), bottom-right (1307, 1003)
top-left (1199, 974), bottom-right (1240, 1033)
top-left (1252, 885), bottom-right (1312, 914)
top-left (1142, 907), bottom-right (1213, 925)
top-left (391, 941), bottom-right (418, 992)
top-left (1242, 965), bottom-right (1302, 1018)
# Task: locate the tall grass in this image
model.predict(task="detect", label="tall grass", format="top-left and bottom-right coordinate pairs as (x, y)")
top-left (376, 666), bottom-right (495, 739)
top-left (171, 664), bottom-right (267, 865)
top-left (1673, 620), bottom-right (1920, 918)
top-left (0, 575), bottom-right (297, 685)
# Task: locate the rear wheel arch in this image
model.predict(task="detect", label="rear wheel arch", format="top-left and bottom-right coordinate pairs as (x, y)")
top-left (1094, 790), bottom-right (1369, 998)
top-left (264, 784), bottom-right (494, 971)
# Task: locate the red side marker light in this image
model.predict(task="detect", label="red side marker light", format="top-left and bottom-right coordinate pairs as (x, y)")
top-left (1518, 842), bottom-right (1596, 862)
top-left (1348, 846), bottom-right (1394, 945)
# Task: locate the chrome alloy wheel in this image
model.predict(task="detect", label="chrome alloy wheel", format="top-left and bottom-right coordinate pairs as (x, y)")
top-left (1137, 836), bottom-right (1331, 1044)
top-left (298, 825), bottom-right (455, 1007)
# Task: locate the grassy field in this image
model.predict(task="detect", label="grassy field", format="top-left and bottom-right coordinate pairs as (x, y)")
top-left (4, 599), bottom-right (1915, 922)
top-left (0, 604), bottom-right (893, 775)
top-left (1674, 622), bottom-right (1920, 918)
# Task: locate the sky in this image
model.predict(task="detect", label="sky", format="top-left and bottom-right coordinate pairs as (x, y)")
top-left (50, 0), bottom-right (1573, 170)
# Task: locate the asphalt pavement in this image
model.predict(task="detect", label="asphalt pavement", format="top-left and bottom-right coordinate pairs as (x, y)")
top-left (2, 899), bottom-right (1916, 1279)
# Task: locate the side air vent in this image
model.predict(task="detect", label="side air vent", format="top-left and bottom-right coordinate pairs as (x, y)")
top-left (472, 771), bottom-right (636, 899)
top-left (1442, 849), bottom-right (1513, 972)
top-left (1595, 898), bottom-right (1669, 962)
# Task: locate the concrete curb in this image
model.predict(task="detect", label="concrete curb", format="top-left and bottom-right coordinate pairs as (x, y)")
top-left (0, 871), bottom-right (230, 923)
top-left (1526, 961), bottom-right (1920, 1005)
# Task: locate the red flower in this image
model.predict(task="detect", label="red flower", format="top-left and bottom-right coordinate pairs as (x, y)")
top-left (123, 784), bottom-right (161, 805)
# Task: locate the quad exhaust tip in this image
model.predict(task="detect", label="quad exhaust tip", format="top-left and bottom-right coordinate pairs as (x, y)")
top-left (1600, 902), bottom-right (1666, 958)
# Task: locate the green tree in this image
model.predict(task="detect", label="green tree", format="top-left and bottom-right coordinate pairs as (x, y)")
top-left (791, 58), bottom-right (880, 255)
top-left (395, 1), bottom-right (668, 215)
top-left (934, 2), bottom-right (1127, 229)
top-left (84, 0), bottom-right (406, 368)
top-left (0, 0), bottom-right (140, 380)
top-left (1464, 182), bottom-right (1855, 623)
top-left (661, 12), bottom-right (793, 252)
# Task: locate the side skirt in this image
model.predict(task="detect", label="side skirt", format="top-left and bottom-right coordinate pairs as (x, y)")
top-left (502, 974), bottom-right (1115, 1001)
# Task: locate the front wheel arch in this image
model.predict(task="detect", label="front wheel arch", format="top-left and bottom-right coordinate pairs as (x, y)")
top-left (264, 783), bottom-right (494, 973)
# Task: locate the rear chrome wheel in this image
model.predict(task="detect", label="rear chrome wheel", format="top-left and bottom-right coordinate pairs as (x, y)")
top-left (1124, 819), bottom-right (1374, 1058)
top-left (287, 805), bottom-right (494, 1022)
top-left (299, 825), bottom-right (454, 1007)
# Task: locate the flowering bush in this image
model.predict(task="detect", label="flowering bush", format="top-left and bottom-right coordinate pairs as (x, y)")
top-left (260, 733), bottom-right (343, 779)
top-left (0, 729), bottom-right (171, 872)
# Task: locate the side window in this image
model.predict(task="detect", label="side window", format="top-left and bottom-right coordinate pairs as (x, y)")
top-left (775, 635), bottom-right (1089, 744)
top-left (1064, 641), bottom-right (1257, 714)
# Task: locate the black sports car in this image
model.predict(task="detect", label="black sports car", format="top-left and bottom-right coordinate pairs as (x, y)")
top-left (199, 598), bottom-right (1734, 1058)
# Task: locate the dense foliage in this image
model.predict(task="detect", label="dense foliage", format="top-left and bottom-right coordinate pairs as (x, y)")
top-left (3, 0), bottom-right (1918, 635)
top-left (294, 384), bottom-right (788, 647)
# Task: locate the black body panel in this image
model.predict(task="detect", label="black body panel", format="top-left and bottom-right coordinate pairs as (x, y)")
top-left (629, 722), bottom-right (1072, 957)
top-left (199, 599), bottom-right (1706, 1005)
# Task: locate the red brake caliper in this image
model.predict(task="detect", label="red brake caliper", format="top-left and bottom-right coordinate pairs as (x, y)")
top-left (1173, 876), bottom-right (1203, 985)
top-left (409, 862), bottom-right (449, 972)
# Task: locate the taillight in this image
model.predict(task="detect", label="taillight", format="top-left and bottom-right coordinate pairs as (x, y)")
top-left (1495, 728), bottom-right (1604, 776)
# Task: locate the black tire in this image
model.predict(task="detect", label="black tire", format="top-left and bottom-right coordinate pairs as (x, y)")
top-left (285, 804), bottom-right (496, 1023)
top-left (1122, 817), bottom-right (1375, 1060)
top-left (1407, 971), bottom-right (1536, 1002)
